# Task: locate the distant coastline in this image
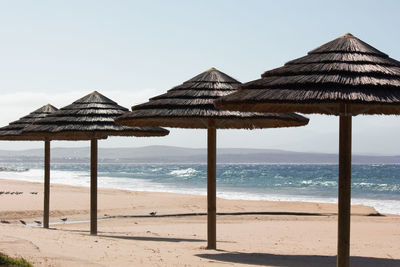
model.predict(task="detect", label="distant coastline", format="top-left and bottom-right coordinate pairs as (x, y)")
top-left (0, 145), bottom-right (398, 164)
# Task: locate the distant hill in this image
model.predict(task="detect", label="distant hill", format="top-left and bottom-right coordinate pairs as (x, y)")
top-left (0, 145), bottom-right (398, 164)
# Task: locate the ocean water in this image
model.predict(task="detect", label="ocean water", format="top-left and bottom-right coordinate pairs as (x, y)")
top-left (0, 162), bottom-right (399, 214)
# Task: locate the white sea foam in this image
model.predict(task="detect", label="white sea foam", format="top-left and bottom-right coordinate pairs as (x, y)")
top-left (353, 182), bottom-right (399, 192)
top-left (169, 168), bottom-right (198, 177)
top-left (216, 191), bottom-right (400, 215)
top-left (300, 180), bottom-right (337, 186)
top-left (0, 168), bottom-right (90, 187)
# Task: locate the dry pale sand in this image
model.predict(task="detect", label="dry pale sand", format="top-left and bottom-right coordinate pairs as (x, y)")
top-left (0, 178), bottom-right (399, 267)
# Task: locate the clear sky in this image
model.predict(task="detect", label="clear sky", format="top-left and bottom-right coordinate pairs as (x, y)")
top-left (0, 0), bottom-right (399, 155)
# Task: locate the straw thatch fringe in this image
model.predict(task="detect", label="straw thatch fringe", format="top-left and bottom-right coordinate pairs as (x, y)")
top-left (243, 74), bottom-right (400, 88)
top-left (215, 33), bottom-right (400, 115)
top-left (214, 88), bottom-right (400, 115)
top-left (119, 108), bottom-right (307, 129)
top-left (286, 53), bottom-right (400, 66)
top-left (164, 82), bottom-right (237, 92)
top-left (134, 99), bottom-right (221, 108)
top-left (151, 89), bottom-right (232, 99)
top-left (55, 109), bottom-right (124, 115)
top-left (0, 104), bottom-right (58, 141)
top-left (23, 91), bottom-right (169, 140)
top-left (264, 63), bottom-right (400, 77)
top-left (116, 68), bottom-right (309, 129)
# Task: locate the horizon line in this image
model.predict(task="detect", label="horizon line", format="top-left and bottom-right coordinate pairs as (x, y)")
top-left (0, 145), bottom-right (397, 157)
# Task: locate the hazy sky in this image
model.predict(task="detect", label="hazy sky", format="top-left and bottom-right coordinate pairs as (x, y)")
top-left (0, 0), bottom-right (399, 155)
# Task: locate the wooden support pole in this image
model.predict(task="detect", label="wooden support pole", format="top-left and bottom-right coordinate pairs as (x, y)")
top-left (43, 140), bottom-right (50, 228)
top-left (90, 139), bottom-right (98, 235)
top-left (207, 127), bottom-right (217, 249)
top-left (337, 104), bottom-right (352, 267)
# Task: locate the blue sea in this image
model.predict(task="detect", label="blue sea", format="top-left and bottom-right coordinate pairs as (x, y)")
top-left (1, 163), bottom-right (399, 214)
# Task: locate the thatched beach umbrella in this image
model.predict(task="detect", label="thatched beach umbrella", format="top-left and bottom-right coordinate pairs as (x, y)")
top-left (215, 33), bottom-right (400, 266)
top-left (0, 104), bottom-right (58, 228)
top-left (115, 67), bottom-right (309, 249)
top-left (23, 91), bottom-right (169, 235)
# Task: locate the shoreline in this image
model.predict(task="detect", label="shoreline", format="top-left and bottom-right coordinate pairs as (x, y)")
top-left (1, 170), bottom-right (400, 215)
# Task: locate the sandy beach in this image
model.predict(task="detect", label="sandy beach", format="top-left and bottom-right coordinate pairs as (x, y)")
top-left (0, 178), bottom-right (399, 266)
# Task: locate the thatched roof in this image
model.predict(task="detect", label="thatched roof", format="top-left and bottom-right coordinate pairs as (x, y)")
top-left (0, 104), bottom-right (58, 141)
top-left (115, 68), bottom-right (309, 129)
top-left (22, 91), bottom-right (169, 140)
top-left (215, 33), bottom-right (400, 115)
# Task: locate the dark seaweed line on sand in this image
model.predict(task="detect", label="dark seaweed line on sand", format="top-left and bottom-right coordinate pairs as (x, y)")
top-left (109, 211), bottom-right (381, 219)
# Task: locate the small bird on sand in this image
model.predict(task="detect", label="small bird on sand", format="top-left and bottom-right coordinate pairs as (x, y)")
top-left (34, 220), bottom-right (42, 225)
top-left (61, 218), bottom-right (67, 223)
top-left (1, 220), bottom-right (10, 224)
top-left (30, 192), bottom-right (38, 195)
top-left (19, 220), bottom-right (26, 225)
top-left (150, 211), bottom-right (157, 216)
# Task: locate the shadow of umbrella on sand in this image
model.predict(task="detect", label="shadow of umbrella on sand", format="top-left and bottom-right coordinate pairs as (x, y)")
top-left (0, 104), bottom-right (58, 228)
top-left (23, 91), bottom-right (169, 235)
top-left (115, 67), bottom-right (309, 249)
top-left (215, 33), bottom-right (400, 267)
